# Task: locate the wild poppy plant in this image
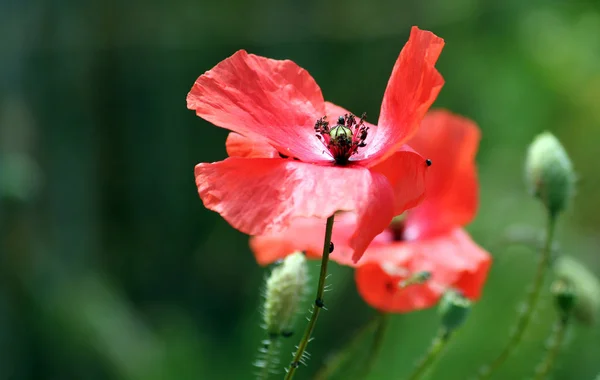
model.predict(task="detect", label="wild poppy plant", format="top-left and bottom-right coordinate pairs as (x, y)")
top-left (187, 27), bottom-right (444, 262)
top-left (251, 110), bottom-right (492, 312)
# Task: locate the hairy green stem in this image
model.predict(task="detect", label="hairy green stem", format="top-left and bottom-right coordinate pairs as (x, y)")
top-left (476, 214), bottom-right (557, 379)
top-left (406, 328), bottom-right (452, 380)
top-left (533, 315), bottom-right (570, 380)
top-left (313, 314), bottom-right (381, 380)
top-left (284, 215), bottom-right (335, 380)
top-left (256, 337), bottom-right (280, 380)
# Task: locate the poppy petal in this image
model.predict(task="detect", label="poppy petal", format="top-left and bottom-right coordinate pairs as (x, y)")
top-left (368, 27), bottom-right (445, 164)
top-left (369, 145), bottom-right (428, 216)
top-left (187, 50), bottom-right (329, 162)
top-left (250, 214), bottom-right (353, 266)
top-left (354, 228), bottom-right (491, 313)
top-left (225, 132), bottom-right (279, 158)
top-left (403, 110), bottom-right (480, 240)
top-left (195, 158), bottom-right (397, 261)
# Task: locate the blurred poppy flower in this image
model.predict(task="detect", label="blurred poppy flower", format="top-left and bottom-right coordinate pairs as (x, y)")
top-left (250, 110), bottom-right (492, 312)
top-left (188, 27), bottom-right (444, 262)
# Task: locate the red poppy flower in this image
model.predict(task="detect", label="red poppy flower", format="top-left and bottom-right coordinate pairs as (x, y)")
top-left (188, 27), bottom-right (444, 262)
top-left (250, 110), bottom-right (492, 312)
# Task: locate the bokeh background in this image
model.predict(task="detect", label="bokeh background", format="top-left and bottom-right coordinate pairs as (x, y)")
top-left (1, 0), bottom-right (600, 379)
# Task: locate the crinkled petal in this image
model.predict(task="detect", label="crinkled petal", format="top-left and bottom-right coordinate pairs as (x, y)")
top-left (195, 158), bottom-right (396, 261)
top-left (250, 213), bottom-right (395, 267)
top-left (354, 228), bottom-right (491, 313)
top-left (187, 50), bottom-right (329, 162)
top-left (248, 145), bottom-right (428, 265)
top-left (369, 146), bottom-right (428, 216)
top-left (225, 132), bottom-right (279, 158)
top-left (250, 214), bottom-right (353, 266)
top-left (403, 110), bottom-right (480, 240)
top-left (366, 27), bottom-right (445, 164)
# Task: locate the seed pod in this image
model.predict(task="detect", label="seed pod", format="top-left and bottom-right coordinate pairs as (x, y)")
top-left (438, 289), bottom-right (471, 333)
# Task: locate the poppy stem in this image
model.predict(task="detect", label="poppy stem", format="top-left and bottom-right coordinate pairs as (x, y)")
top-left (406, 328), bottom-right (452, 380)
top-left (358, 312), bottom-right (390, 379)
top-left (532, 313), bottom-right (570, 380)
top-left (312, 313), bottom-right (381, 380)
top-left (256, 337), bottom-right (281, 380)
top-left (284, 214), bottom-right (335, 380)
top-left (476, 213), bottom-right (557, 380)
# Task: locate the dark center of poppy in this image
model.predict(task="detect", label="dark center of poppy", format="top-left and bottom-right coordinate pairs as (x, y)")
top-left (389, 214), bottom-right (407, 241)
top-left (314, 113), bottom-right (369, 165)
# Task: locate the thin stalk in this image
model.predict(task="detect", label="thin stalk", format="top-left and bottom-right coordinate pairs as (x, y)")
top-left (476, 214), bottom-right (557, 379)
top-left (406, 328), bottom-right (452, 380)
top-left (285, 215), bottom-right (335, 380)
top-left (533, 315), bottom-right (570, 380)
top-left (358, 312), bottom-right (390, 379)
top-left (256, 337), bottom-right (281, 380)
top-left (313, 314), bottom-right (381, 380)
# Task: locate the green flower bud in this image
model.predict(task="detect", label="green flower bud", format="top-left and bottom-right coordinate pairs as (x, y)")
top-left (524, 132), bottom-right (575, 217)
top-left (554, 256), bottom-right (600, 325)
top-left (438, 289), bottom-right (472, 332)
top-left (329, 125), bottom-right (352, 144)
top-left (263, 252), bottom-right (308, 336)
top-left (551, 278), bottom-right (577, 317)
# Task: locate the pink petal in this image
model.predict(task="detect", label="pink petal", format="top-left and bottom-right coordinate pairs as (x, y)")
top-left (225, 132), bottom-right (279, 158)
top-left (187, 50), bottom-right (329, 162)
top-left (195, 158), bottom-right (397, 261)
top-left (403, 110), bottom-right (480, 240)
top-left (366, 27), bottom-right (445, 164)
top-left (248, 146), bottom-right (428, 264)
top-left (250, 215), bottom-right (355, 266)
top-left (369, 145), bottom-right (428, 216)
top-left (354, 228), bottom-right (491, 313)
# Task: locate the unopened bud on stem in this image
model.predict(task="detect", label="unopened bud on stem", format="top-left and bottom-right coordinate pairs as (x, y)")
top-left (554, 256), bottom-right (600, 326)
top-left (524, 132), bottom-right (575, 217)
top-left (551, 279), bottom-right (577, 318)
top-left (263, 252), bottom-right (308, 336)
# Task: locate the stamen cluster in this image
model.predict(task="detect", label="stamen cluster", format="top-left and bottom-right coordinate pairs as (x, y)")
top-left (314, 113), bottom-right (369, 165)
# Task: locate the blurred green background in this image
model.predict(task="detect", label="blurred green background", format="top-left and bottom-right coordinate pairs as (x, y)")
top-left (1, 0), bottom-right (600, 379)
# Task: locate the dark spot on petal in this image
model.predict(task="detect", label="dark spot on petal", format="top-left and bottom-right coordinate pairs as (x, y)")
top-left (426, 159), bottom-right (432, 166)
top-left (385, 281), bottom-right (397, 294)
top-left (390, 220), bottom-right (406, 242)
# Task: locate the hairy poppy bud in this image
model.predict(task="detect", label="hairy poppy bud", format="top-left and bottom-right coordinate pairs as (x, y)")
top-left (551, 278), bottom-right (577, 318)
top-left (438, 289), bottom-right (471, 332)
top-left (263, 252), bottom-right (308, 336)
top-left (554, 256), bottom-right (600, 326)
top-left (524, 132), bottom-right (575, 217)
